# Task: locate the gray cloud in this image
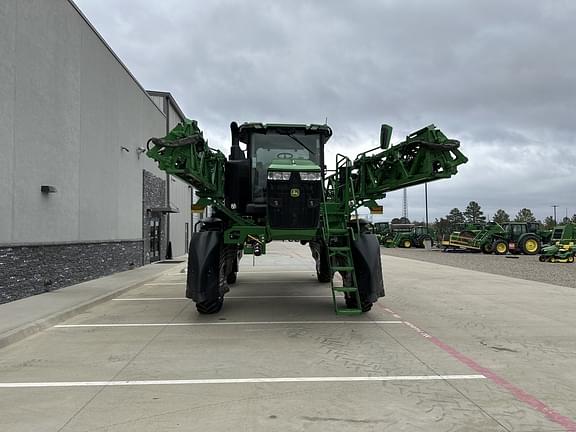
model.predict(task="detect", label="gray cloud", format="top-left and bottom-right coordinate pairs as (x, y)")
top-left (76, 0), bottom-right (576, 221)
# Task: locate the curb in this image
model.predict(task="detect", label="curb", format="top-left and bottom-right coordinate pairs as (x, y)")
top-left (0, 263), bottom-right (185, 349)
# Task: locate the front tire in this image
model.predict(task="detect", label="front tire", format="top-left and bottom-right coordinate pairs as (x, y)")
top-left (344, 293), bottom-right (373, 312)
top-left (195, 297), bottom-right (224, 314)
top-left (402, 239), bottom-right (413, 248)
top-left (493, 240), bottom-right (509, 255)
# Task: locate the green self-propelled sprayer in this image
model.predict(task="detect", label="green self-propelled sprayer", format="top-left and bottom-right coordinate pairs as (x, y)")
top-left (147, 120), bottom-right (468, 315)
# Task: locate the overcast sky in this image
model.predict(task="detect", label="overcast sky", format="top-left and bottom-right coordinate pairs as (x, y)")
top-left (75, 0), bottom-right (576, 223)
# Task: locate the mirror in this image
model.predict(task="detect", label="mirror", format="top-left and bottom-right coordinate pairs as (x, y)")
top-left (380, 124), bottom-right (392, 149)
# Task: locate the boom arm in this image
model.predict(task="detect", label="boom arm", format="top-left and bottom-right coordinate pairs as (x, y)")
top-left (146, 119), bottom-right (226, 198)
top-left (327, 124), bottom-right (468, 209)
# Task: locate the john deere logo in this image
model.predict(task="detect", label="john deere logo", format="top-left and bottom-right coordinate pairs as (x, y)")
top-left (290, 188), bottom-right (300, 198)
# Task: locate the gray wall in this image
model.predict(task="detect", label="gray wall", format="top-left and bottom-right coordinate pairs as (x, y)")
top-left (0, 0), bottom-right (170, 245)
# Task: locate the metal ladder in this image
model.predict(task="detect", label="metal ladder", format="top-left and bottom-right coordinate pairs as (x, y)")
top-left (321, 155), bottom-right (362, 315)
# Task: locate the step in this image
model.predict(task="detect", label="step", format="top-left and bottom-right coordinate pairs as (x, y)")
top-left (335, 308), bottom-right (363, 316)
top-left (331, 266), bottom-right (354, 272)
top-left (332, 287), bottom-right (358, 293)
top-left (327, 229), bottom-right (349, 235)
top-left (328, 246), bottom-right (350, 252)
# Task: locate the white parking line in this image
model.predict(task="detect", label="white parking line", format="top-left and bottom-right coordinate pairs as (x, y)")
top-left (144, 283), bottom-right (185, 286)
top-left (0, 374), bottom-right (486, 388)
top-left (112, 296), bottom-right (332, 301)
top-left (55, 320), bottom-right (403, 328)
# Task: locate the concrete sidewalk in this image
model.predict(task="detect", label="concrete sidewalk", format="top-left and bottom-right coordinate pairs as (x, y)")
top-left (0, 259), bottom-right (186, 349)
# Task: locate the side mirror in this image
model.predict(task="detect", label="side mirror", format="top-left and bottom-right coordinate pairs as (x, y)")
top-left (380, 124), bottom-right (392, 149)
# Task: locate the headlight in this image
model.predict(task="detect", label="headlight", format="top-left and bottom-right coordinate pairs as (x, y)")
top-left (299, 172), bottom-right (321, 181)
top-left (267, 171), bottom-right (291, 181)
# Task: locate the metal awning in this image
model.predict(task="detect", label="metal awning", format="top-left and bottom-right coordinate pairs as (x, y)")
top-left (148, 206), bottom-right (180, 214)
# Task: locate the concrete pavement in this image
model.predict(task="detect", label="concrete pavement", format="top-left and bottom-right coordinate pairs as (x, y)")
top-left (0, 243), bottom-right (575, 431)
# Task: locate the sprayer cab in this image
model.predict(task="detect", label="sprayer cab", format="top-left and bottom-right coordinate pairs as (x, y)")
top-left (225, 122), bottom-right (332, 228)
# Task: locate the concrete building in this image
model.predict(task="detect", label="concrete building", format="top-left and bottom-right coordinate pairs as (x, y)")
top-left (0, 0), bottom-right (192, 303)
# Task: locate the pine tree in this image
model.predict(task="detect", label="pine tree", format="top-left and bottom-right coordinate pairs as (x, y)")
top-left (514, 208), bottom-right (536, 222)
top-left (492, 209), bottom-right (510, 224)
top-left (543, 215), bottom-right (556, 229)
top-left (446, 208), bottom-right (465, 225)
top-left (463, 201), bottom-right (486, 224)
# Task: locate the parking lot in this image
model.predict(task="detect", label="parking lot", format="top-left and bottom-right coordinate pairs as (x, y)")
top-left (1, 242), bottom-right (576, 431)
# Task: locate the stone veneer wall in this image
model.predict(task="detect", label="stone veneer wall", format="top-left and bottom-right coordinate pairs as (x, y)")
top-left (142, 170), bottom-right (167, 263)
top-left (0, 240), bottom-right (143, 304)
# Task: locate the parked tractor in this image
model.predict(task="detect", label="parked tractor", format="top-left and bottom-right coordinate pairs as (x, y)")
top-left (393, 226), bottom-right (436, 248)
top-left (539, 223), bottom-right (576, 263)
top-left (442, 222), bottom-right (547, 255)
top-left (147, 120), bottom-right (467, 315)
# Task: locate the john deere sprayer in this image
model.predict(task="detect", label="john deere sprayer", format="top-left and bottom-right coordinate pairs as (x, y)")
top-left (147, 121), bottom-right (467, 315)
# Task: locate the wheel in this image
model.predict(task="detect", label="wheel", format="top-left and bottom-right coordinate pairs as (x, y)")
top-left (344, 293), bottom-right (373, 312)
top-left (481, 243), bottom-right (493, 254)
top-left (195, 297), bottom-right (224, 314)
top-left (550, 257), bottom-right (556, 263)
top-left (402, 239), bottom-right (412, 248)
top-left (310, 240), bottom-right (331, 282)
top-left (226, 272), bottom-right (237, 284)
top-left (568, 256), bottom-right (574, 263)
top-left (520, 236), bottom-right (541, 255)
top-left (493, 240), bottom-right (508, 255)
top-left (539, 255), bottom-right (546, 262)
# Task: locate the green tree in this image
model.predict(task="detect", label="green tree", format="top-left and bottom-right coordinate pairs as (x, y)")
top-left (446, 208), bottom-right (465, 225)
top-left (463, 201), bottom-right (486, 224)
top-left (433, 217), bottom-right (452, 237)
top-left (492, 209), bottom-right (510, 224)
top-left (543, 216), bottom-right (556, 230)
top-left (514, 208), bottom-right (537, 222)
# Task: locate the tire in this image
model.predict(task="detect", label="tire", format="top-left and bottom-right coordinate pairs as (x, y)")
top-left (539, 255), bottom-right (546, 262)
top-left (550, 257), bottom-right (556, 263)
top-left (568, 256), bottom-right (574, 263)
top-left (402, 239), bottom-right (412, 248)
top-left (195, 297), bottom-right (224, 314)
top-left (226, 272), bottom-right (237, 284)
top-left (493, 240), bottom-right (508, 255)
top-left (481, 243), bottom-right (493, 254)
top-left (310, 240), bottom-right (331, 282)
top-left (344, 293), bottom-right (373, 312)
top-left (520, 236), bottom-right (541, 255)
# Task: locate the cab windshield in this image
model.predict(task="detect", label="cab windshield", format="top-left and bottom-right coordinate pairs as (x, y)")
top-left (250, 132), bottom-right (321, 202)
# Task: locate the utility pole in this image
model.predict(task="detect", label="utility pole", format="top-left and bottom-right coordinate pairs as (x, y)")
top-left (552, 204), bottom-right (558, 225)
top-left (425, 183), bottom-right (429, 228)
top-left (402, 188), bottom-right (408, 222)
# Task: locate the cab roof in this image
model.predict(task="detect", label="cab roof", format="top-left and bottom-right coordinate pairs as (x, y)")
top-left (238, 122), bottom-right (332, 143)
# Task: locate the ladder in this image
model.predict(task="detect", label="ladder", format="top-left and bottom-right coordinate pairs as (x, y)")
top-left (322, 155), bottom-right (362, 315)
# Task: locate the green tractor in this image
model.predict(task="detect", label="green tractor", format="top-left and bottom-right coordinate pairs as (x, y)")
top-left (539, 223), bottom-right (576, 263)
top-left (147, 120), bottom-right (467, 315)
top-left (443, 221), bottom-right (547, 255)
top-left (393, 226), bottom-right (436, 248)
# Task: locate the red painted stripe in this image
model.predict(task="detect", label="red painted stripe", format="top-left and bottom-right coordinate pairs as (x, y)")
top-left (379, 306), bottom-right (576, 431)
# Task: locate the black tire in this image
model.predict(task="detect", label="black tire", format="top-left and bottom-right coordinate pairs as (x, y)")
top-left (520, 235), bottom-right (541, 255)
top-left (539, 255), bottom-right (547, 262)
top-left (481, 242), bottom-right (493, 254)
top-left (226, 272), bottom-right (237, 284)
top-left (310, 240), bottom-right (331, 282)
top-left (195, 297), bottom-right (224, 314)
top-left (344, 293), bottom-right (373, 312)
top-left (493, 240), bottom-right (509, 255)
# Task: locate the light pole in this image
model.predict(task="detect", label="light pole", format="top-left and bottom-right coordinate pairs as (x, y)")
top-left (552, 204), bottom-right (558, 225)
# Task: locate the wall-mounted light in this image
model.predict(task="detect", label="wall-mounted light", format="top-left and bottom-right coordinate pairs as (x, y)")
top-left (136, 146), bottom-right (146, 159)
top-left (121, 146), bottom-right (130, 153)
top-left (41, 185), bottom-right (57, 193)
